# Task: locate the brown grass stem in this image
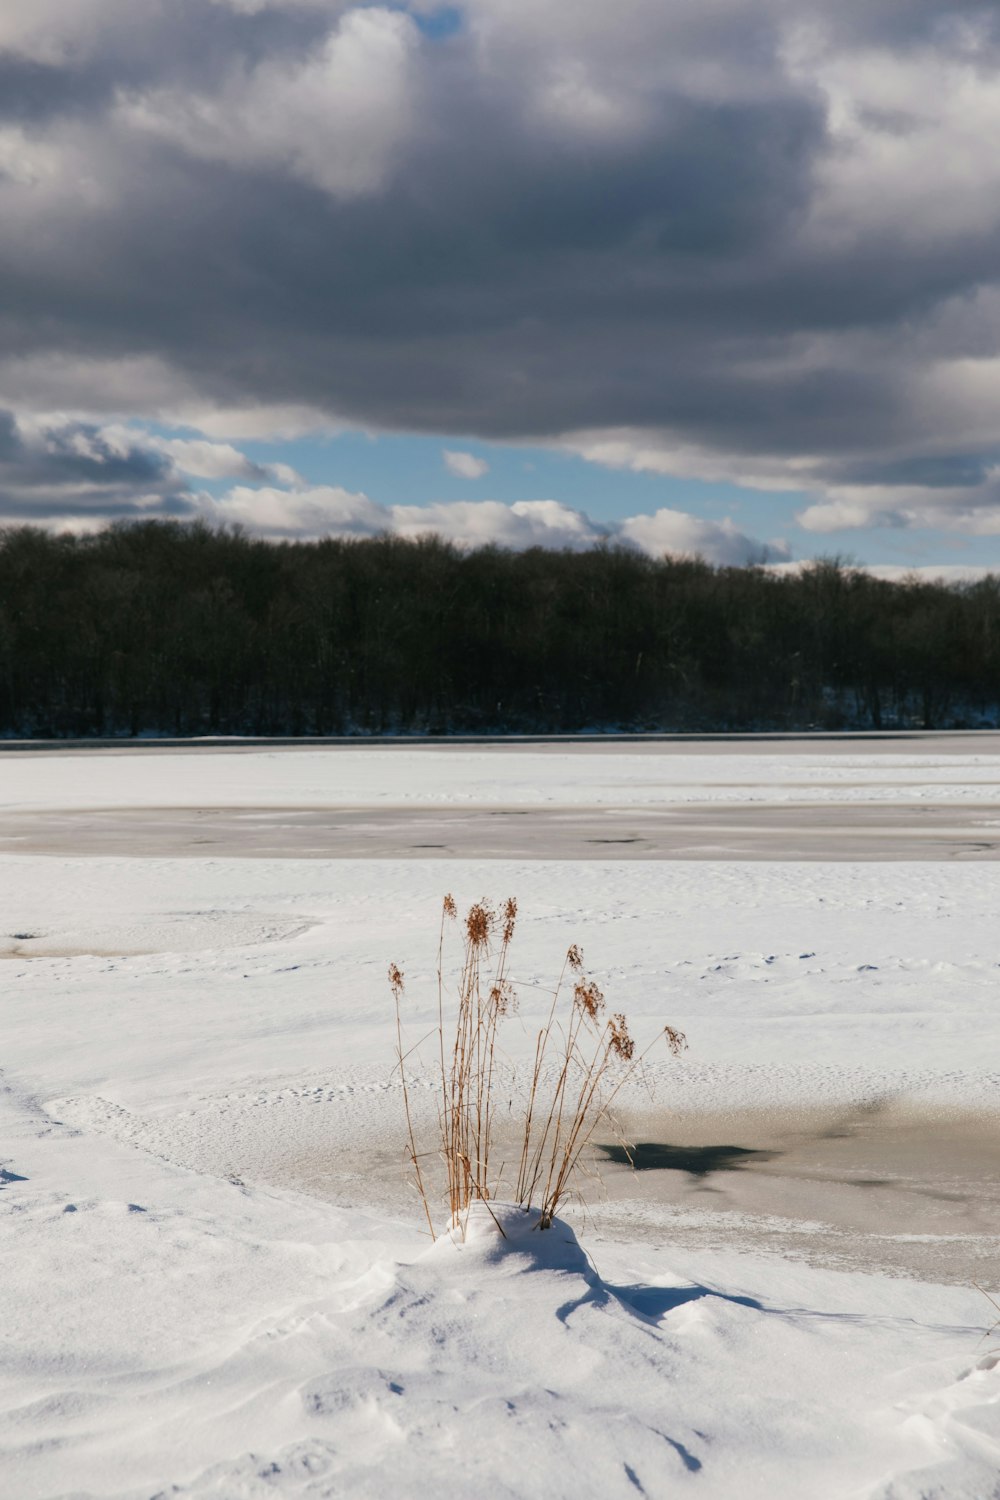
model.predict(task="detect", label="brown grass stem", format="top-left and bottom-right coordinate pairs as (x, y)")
top-left (390, 896), bottom-right (686, 1238)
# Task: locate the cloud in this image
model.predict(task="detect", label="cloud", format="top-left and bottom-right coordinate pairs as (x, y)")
top-left (0, 2), bottom-right (122, 66)
top-left (391, 498), bottom-right (600, 550)
top-left (0, 406), bottom-right (823, 562)
top-left (0, 410), bottom-right (299, 520)
top-left (204, 483), bottom-right (387, 537)
top-left (193, 480), bottom-right (786, 562)
top-left (617, 508), bottom-right (788, 566)
top-left (2, 1), bottom-right (1000, 536)
top-left (209, 2), bottom-right (350, 11)
top-left (151, 435), bottom-right (302, 485)
top-left (199, 484), bottom-right (609, 546)
top-left (0, 412), bottom-right (180, 518)
top-left (767, 560), bottom-right (1000, 584)
top-left (796, 468), bottom-right (1000, 536)
top-left (443, 449), bottom-right (489, 479)
top-left (119, 8), bottom-right (417, 199)
top-left (797, 498), bottom-right (909, 534)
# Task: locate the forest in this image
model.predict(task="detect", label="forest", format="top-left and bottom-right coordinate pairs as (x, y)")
top-left (1, 520), bottom-right (999, 736)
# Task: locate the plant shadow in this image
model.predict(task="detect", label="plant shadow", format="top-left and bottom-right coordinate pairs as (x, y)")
top-left (599, 1141), bottom-right (779, 1178)
top-left (556, 1272), bottom-right (764, 1328)
top-left (610, 1282), bottom-right (764, 1323)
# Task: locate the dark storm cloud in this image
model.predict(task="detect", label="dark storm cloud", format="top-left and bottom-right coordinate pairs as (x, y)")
top-left (0, 408), bottom-right (194, 520)
top-left (3, 0), bottom-right (1000, 533)
top-left (0, 3), bottom-right (331, 125)
top-left (0, 410), bottom-right (21, 458)
top-left (39, 426), bottom-right (170, 486)
top-left (812, 0), bottom-right (1000, 52)
top-left (823, 455), bottom-right (994, 490)
top-left (0, 404), bottom-right (314, 522)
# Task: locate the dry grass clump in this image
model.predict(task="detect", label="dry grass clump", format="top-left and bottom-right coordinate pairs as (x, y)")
top-left (391, 894), bottom-right (686, 1237)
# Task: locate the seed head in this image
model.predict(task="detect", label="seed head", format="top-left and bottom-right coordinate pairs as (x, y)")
top-left (574, 978), bottom-right (605, 1022)
top-left (489, 979), bottom-right (517, 1017)
top-left (388, 963), bottom-right (404, 1000)
top-left (609, 1012), bottom-right (634, 1061)
top-left (466, 900), bottom-right (493, 950)
top-left (663, 1024), bottom-right (687, 1057)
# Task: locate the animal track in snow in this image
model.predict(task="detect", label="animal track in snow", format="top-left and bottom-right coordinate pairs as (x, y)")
top-left (45, 1075), bottom-right (414, 1188)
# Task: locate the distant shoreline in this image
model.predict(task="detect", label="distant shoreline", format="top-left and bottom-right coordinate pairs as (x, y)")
top-left (4, 729), bottom-right (1000, 754)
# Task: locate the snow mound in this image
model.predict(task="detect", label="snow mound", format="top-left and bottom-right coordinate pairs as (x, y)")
top-left (425, 1200), bottom-right (596, 1275)
top-left (5, 1076), bottom-right (999, 1500)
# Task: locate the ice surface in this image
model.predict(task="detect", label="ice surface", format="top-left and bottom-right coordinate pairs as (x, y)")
top-left (2, 744), bottom-right (999, 1498)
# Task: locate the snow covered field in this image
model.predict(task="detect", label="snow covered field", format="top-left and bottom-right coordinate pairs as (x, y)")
top-left (2, 743), bottom-right (1000, 1498)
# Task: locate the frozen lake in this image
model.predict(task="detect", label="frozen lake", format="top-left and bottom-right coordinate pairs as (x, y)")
top-left (6, 732), bottom-right (1000, 859)
top-left (3, 739), bottom-right (1000, 1498)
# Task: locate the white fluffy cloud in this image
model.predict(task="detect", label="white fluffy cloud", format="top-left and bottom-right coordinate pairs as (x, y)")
top-left (0, 0), bottom-right (124, 64)
top-left (443, 450), bottom-right (490, 480)
top-left (797, 469), bottom-right (1000, 536)
top-left (567, 430), bottom-right (812, 494)
top-left (787, 21), bottom-right (1000, 251)
top-left (193, 480), bottom-right (787, 563)
top-left (392, 498), bottom-right (600, 549)
top-left (201, 486), bottom-right (606, 546)
top-left (151, 435), bottom-right (301, 485)
top-left (205, 483), bottom-right (388, 536)
top-left (618, 508), bottom-right (787, 566)
top-left (120, 7), bottom-right (418, 199)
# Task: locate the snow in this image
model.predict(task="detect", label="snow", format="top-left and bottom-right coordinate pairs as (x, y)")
top-left (5, 743), bottom-right (1000, 812)
top-left (2, 745), bottom-right (999, 1498)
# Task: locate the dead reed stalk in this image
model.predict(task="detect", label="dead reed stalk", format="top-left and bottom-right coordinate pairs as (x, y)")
top-left (391, 894), bottom-right (686, 1237)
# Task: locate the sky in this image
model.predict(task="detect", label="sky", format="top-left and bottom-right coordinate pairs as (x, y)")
top-left (2, 0), bottom-right (1000, 572)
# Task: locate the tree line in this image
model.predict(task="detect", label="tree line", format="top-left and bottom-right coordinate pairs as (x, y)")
top-left (1, 520), bottom-right (998, 736)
